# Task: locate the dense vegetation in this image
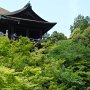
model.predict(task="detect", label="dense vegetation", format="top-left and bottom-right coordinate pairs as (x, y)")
top-left (0, 15), bottom-right (90, 90)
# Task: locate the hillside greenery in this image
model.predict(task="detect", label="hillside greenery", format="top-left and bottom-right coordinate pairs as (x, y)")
top-left (0, 15), bottom-right (90, 90)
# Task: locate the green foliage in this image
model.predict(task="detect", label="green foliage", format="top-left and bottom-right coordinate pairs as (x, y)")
top-left (0, 36), bottom-right (10, 56)
top-left (70, 15), bottom-right (89, 33)
top-left (42, 33), bottom-right (50, 42)
top-left (71, 26), bottom-right (90, 47)
top-left (0, 33), bottom-right (90, 90)
top-left (70, 28), bottom-right (81, 38)
top-left (50, 31), bottom-right (67, 43)
top-left (48, 40), bottom-right (90, 89)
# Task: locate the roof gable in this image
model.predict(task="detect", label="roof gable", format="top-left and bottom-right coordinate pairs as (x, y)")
top-left (5, 2), bottom-right (47, 22)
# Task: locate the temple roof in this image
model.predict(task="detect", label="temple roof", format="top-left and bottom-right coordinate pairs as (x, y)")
top-left (0, 2), bottom-right (56, 23)
top-left (4, 2), bottom-right (47, 22)
top-left (0, 2), bottom-right (56, 37)
top-left (0, 7), bottom-right (10, 15)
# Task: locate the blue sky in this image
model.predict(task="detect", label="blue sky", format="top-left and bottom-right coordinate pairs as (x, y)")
top-left (0, 0), bottom-right (90, 37)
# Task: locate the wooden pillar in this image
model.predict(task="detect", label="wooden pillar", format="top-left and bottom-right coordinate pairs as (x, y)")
top-left (8, 24), bottom-right (11, 39)
top-left (40, 30), bottom-right (42, 39)
top-left (26, 29), bottom-right (29, 37)
top-left (8, 24), bottom-right (14, 39)
top-left (11, 25), bottom-right (14, 40)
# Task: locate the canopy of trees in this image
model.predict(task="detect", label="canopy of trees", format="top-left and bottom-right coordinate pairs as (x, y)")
top-left (70, 15), bottom-right (90, 33)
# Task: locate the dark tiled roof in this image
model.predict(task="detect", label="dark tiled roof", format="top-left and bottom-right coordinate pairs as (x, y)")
top-left (0, 7), bottom-right (10, 15)
top-left (5, 2), bottom-right (32, 16)
top-left (1, 15), bottom-right (56, 25)
top-left (4, 3), bottom-right (47, 22)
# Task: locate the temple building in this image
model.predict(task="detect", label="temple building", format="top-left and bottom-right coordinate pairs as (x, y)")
top-left (0, 2), bottom-right (56, 40)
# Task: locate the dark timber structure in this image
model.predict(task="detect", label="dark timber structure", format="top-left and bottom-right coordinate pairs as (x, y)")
top-left (0, 2), bottom-right (56, 40)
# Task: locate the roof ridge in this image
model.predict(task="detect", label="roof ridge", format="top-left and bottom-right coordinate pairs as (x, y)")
top-left (24, 1), bottom-right (32, 8)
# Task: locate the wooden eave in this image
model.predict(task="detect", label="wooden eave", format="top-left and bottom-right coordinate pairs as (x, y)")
top-left (0, 15), bottom-right (56, 35)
